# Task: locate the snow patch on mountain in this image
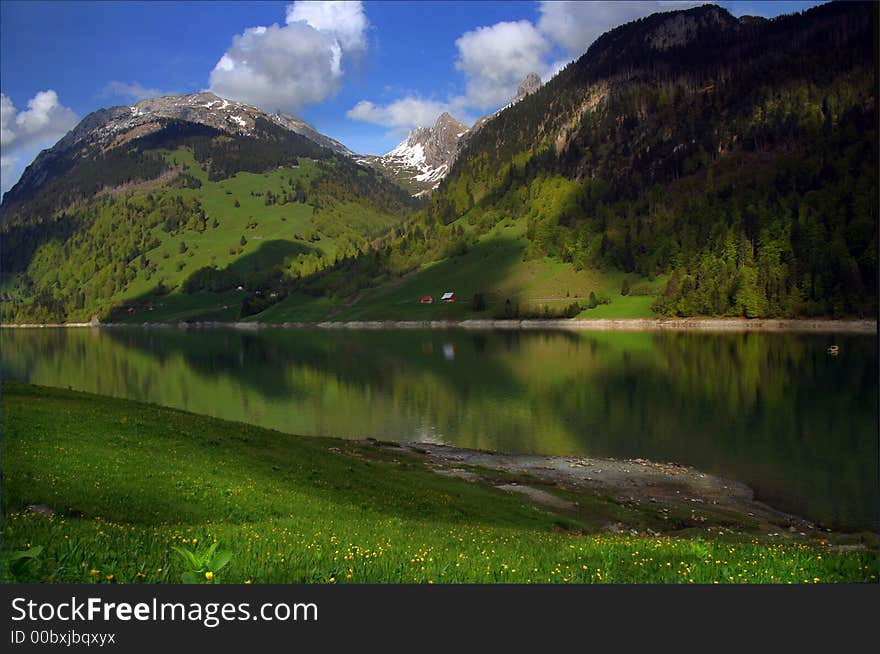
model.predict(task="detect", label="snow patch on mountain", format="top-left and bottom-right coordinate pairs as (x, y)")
top-left (371, 112), bottom-right (469, 194)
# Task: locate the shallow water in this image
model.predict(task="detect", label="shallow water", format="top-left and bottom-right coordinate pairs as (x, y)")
top-left (2, 326), bottom-right (876, 530)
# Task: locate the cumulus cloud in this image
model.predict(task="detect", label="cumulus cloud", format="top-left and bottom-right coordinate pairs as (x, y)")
top-left (1, 90), bottom-right (78, 150)
top-left (348, 20), bottom-right (552, 132)
top-left (538, 1), bottom-right (706, 57)
top-left (455, 20), bottom-right (552, 111)
top-left (0, 153), bottom-right (18, 196)
top-left (100, 81), bottom-right (165, 102)
top-left (347, 97), bottom-right (454, 132)
top-left (209, 1), bottom-right (368, 113)
top-left (286, 0), bottom-right (368, 71)
top-left (1, 90), bottom-right (78, 194)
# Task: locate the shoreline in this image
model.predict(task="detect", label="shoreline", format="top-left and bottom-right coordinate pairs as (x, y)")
top-left (2, 317), bottom-right (876, 333)
top-left (5, 381), bottom-right (874, 539)
top-left (394, 442), bottom-right (829, 535)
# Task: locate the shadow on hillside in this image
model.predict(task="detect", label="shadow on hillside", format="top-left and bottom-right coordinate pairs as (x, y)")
top-left (312, 236), bottom-right (536, 321)
top-left (215, 238), bottom-right (315, 280)
top-left (106, 239), bottom-right (316, 323)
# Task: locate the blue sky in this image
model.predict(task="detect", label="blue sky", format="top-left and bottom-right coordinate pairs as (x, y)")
top-left (1, 0), bottom-right (824, 193)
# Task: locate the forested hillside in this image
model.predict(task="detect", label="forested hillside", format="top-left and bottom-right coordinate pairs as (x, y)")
top-left (411, 2), bottom-right (877, 318)
top-left (281, 1), bottom-right (874, 322)
top-left (1, 118), bottom-right (415, 323)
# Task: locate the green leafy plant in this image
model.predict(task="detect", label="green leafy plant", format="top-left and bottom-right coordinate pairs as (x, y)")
top-left (7, 545), bottom-right (43, 580)
top-left (171, 541), bottom-right (232, 584)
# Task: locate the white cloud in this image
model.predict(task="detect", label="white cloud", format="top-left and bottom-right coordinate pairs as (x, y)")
top-left (0, 93), bottom-right (16, 147)
top-left (1, 90), bottom-right (79, 152)
top-left (1, 90), bottom-right (78, 194)
top-left (100, 81), bottom-right (164, 102)
top-left (347, 97), bottom-right (458, 133)
top-left (1, 90), bottom-right (77, 149)
top-left (0, 153), bottom-right (19, 196)
top-left (286, 0), bottom-right (368, 69)
top-left (538, 1), bottom-right (706, 57)
top-left (455, 20), bottom-right (552, 111)
top-left (209, 1), bottom-right (368, 114)
top-left (347, 19), bottom-right (553, 132)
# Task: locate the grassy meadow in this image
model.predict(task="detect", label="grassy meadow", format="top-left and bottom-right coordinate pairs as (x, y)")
top-left (2, 382), bottom-right (875, 584)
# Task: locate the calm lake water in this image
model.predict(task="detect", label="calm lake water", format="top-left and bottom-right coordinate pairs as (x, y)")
top-left (2, 327), bottom-right (876, 530)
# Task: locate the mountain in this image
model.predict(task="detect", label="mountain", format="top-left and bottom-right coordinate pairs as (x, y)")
top-left (361, 74), bottom-right (544, 196)
top-left (463, 72), bottom-right (544, 149)
top-left (514, 73), bottom-right (542, 100)
top-left (359, 112), bottom-right (470, 196)
top-left (1, 92), bottom-right (355, 216)
top-left (1, 92), bottom-right (415, 324)
top-left (3, 2), bottom-right (875, 325)
top-left (106, 92), bottom-right (353, 155)
top-left (267, 1), bottom-right (875, 323)
top-left (416, 1), bottom-right (877, 319)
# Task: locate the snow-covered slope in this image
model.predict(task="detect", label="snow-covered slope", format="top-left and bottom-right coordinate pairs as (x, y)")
top-left (360, 112), bottom-right (469, 195)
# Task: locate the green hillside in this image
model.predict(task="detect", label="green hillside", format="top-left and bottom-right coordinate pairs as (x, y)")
top-left (1, 145), bottom-right (414, 323)
top-left (409, 3), bottom-right (877, 320)
top-left (256, 219), bottom-right (665, 322)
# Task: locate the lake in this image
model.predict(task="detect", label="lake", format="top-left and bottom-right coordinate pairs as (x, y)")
top-left (2, 326), bottom-right (876, 531)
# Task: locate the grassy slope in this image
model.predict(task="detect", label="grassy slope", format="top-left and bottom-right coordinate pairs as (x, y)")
top-left (16, 148), bottom-right (401, 325)
top-left (254, 220), bottom-right (667, 322)
top-left (2, 382), bottom-right (875, 584)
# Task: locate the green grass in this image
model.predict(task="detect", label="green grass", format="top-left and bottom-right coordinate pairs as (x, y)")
top-left (256, 221), bottom-right (665, 322)
top-left (23, 150), bottom-right (403, 324)
top-left (242, 292), bottom-right (337, 323)
top-left (579, 294), bottom-right (659, 319)
top-left (3, 382), bottom-right (876, 584)
top-left (115, 290), bottom-right (245, 323)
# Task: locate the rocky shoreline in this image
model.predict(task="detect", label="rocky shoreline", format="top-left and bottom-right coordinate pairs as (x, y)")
top-left (2, 317), bottom-right (876, 333)
top-left (391, 442), bottom-right (838, 537)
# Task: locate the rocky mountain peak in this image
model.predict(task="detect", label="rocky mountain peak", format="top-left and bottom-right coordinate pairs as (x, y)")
top-left (94, 91), bottom-right (354, 157)
top-left (428, 113), bottom-right (469, 155)
top-left (637, 5), bottom-right (740, 52)
top-left (515, 73), bottom-right (542, 101)
top-left (125, 92), bottom-right (353, 155)
top-left (367, 72), bottom-right (545, 196)
top-left (369, 112), bottom-right (470, 194)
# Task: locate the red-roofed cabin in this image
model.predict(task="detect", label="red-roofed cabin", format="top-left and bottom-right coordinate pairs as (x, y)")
top-left (420, 295), bottom-right (434, 304)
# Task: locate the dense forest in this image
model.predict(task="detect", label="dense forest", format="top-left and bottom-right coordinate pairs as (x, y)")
top-left (411, 2), bottom-right (877, 317)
